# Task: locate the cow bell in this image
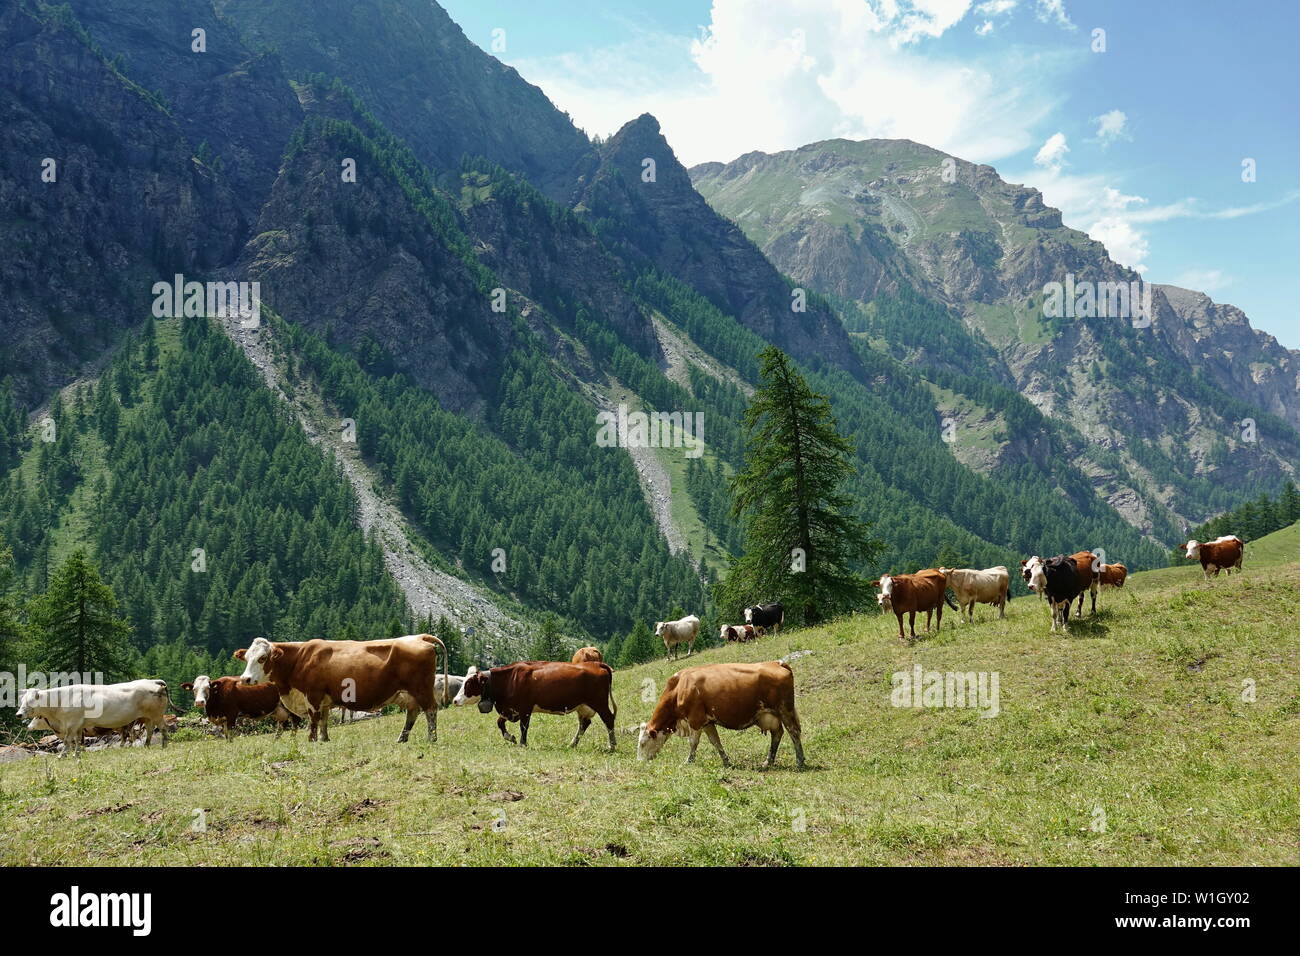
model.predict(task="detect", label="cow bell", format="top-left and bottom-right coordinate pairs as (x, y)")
top-left (477, 699), bottom-right (494, 714)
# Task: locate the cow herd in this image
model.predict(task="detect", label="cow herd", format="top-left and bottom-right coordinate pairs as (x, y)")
top-left (871, 534), bottom-right (1243, 640)
top-left (11, 536), bottom-right (1244, 768)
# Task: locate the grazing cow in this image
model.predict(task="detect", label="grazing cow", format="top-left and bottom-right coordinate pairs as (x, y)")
top-left (180, 675), bottom-right (302, 741)
top-left (571, 646), bottom-right (603, 665)
top-left (1183, 536), bottom-right (1244, 579)
top-left (453, 661), bottom-right (617, 751)
top-left (744, 603), bottom-right (784, 634)
top-left (939, 566), bottom-right (1010, 623)
top-left (636, 661), bottom-right (804, 769)
top-left (1026, 555), bottom-right (1086, 633)
top-left (719, 624), bottom-right (763, 643)
top-left (237, 634), bottom-right (449, 744)
top-left (1098, 562), bottom-right (1128, 589)
top-left (871, 570), bottom-right (954, 641)
top-left (17, 680), bottom-right (171, 755)
top-left (1021, 551), bottom-right (1099, 617)
top-left (655, 615), bottom-right (700, 659)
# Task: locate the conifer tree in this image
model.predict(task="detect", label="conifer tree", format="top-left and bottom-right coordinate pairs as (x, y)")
top-left (28, 549), bottom-right (132, 678)
top-left (719, 347), bottom-right (878, 626)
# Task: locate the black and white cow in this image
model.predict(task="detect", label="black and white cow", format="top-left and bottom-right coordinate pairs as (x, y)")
top-left (744, 603), bottom-right (784, 634)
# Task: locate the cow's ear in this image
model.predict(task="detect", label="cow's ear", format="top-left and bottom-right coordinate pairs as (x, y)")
top-left (233, 649), bottom-right (246, 661)
top-left (868, 579), bottom-right (879, 587)
top-left (181, 683), bottom-right (193, 691)
top-left (269, 647), bottom-right (283, 667)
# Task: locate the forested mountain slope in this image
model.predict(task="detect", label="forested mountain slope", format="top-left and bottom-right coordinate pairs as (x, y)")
top-left (1, 0), bottom-right (1284, 665)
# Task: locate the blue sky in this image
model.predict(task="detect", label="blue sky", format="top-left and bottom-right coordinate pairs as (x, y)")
top-left (443, 1), bottom-right (1300, 348)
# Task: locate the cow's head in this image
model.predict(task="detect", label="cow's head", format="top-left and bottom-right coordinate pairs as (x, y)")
top-left (636, 722), bottom-right (670, 761)
top-left (1183, 540), bottom-right (1201, 559)
top-left (937, 567), bottom-right (953, 576)
top-left (873, 575), bottom-right (895, 611)
top-left (1025, 558), bottom-right (1048, 594)
top-left (15, 688), bottom-right (39, 720)
top-left (238, 637), bottom-right (278, 685)
top-left (26, 716), bottom-right (52, 733)
top-left (183, 675), bottom-right (212, 707)
top-left (454, 669), bottom-right (494, 713)
top-left (1021, 556), bottom-right (1044, 588)
top-left (743, 606), bottom-right (754, 624)
top-left (653, 621), bottom-right (665, 637)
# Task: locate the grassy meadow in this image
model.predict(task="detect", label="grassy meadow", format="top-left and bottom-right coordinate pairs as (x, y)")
top-left (1, 526), bottom-right (1297, 866)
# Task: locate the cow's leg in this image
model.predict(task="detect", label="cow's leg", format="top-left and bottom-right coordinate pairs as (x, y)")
top-left (908, 610), bottom-right (917, 639)
top-left (780, 711), bottom-right (806, 769)
top-left (702, 725), bottom-right (731, 767)
top-left (225, 718), bottom-right (235, 743)
top-left (423, 704), bottom-right (438, 743)
top-left (935, 603), bottom-right (943, 631)
top-left (496, 717), bottom-right (517, 745)
top-left (571, 706), bottom-right (594, 748)
top-left (519, 713), bottom-right (531, 747)
top-left (602, 710), bottom-right (617, 753)
top-left (1090, 582), bottom-right (1097, 615)
top-left (686, 728), bottom-right (702, 763)
top-left (398, 706), bottom-right (419, 743)
top-left (764, 724), bottom-right (784, 768)
top-left (895, 611), bottom-right (905, 642)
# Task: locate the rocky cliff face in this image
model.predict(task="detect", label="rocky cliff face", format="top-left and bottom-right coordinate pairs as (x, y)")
top-left (692, 138), bottom-right (1300, 530)
top-left (237, 120), bottom-right (513, 415)
top-left (579, 115), bottom-right (865, 381)
top-left (1156, 284), bottom-right (1300, 429)
top-left (0, 0), bottom-right (246, 405)
top-left (212, 0), bottom-right (595, 203)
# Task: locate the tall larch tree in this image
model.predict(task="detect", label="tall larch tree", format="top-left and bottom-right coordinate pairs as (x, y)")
top-left (720, 347), bottom-right (879, 626)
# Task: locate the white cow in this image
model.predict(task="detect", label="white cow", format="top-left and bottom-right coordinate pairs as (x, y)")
top-left (17, 680), bottom-right (171, 755)
top-left (435, 668), bottom-right (472, 707)
top-left (654, 615), bottom-right (700, 660)
top-left (939, 566), bottom-right (1010, 623)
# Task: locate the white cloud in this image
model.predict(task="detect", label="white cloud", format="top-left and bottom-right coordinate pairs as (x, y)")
top-left (1093, 109), bottom-right (1128, 147)
top-left (1035, 0), bottom-right (1075, 30)
top-left (976, 0), bottom-right (1019, 14)
top-left (512, 0), bottom-right (1075, 167)
top-left (975, 20), bottom-right (994, 35)
top-left (1033, 131), bottom-right (1069, 170)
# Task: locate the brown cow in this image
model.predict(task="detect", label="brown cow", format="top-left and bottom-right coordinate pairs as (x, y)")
top-left (871, 570), bottom-right (953, 641)
top-left (453, 661), bottom-right (617, 751)
top-left (236, 634), bottom-right (448, 743)
top-left (181, 675), bottom-right (302, 741)
top-left (1098, 562), bottom-right (1128, 588)
top-left (1183, 536), bottom-right (1244, 579)
top-left (571, 646), bottom-right (603, 664)
top-left (636, 661), bottom-right (804, 769)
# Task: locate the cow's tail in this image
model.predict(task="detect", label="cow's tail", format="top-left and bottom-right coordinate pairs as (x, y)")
top-left (943, 589), bottom-right (959, 611)
top-left (602, 663), bottom-right (617, 717)
top-left (421, 634), bottom-right (450, 707)
top-left (156, 680), bottom-right (183, 715)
